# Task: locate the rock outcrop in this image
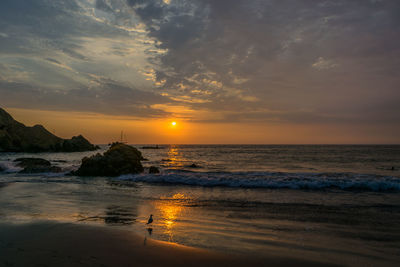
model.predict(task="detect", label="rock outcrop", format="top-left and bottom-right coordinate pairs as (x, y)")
top-left (73, 143), bottom-right (144, 177)
top-left (149, 166), bottom-right (160, 174)
top-left (141, 145), bottom-right (164, 149)
top-left (0, 107), bottom-right (98, 152)
top-left (188, 163), bottom-right (200, 168)
top-left (14, 158), bottom-right (62, 173)
top-left (62, 135), bottom-right (99, 152)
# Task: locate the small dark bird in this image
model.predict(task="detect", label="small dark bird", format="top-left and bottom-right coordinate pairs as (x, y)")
top-left (146, 214), bottom-right (153, 225)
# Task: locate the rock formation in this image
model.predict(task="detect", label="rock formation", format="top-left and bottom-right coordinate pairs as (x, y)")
top-left (73, 143), bottom-right (144, 177)
top-left (0, 107), bottom-right (98, 152)
top-left (62, 135), bottom-right (99, 152)
top-left (149, 166), bottom-right (160, 174)
top-left (14, 158), bottom-right (62, 173)
top-left (188, 163), bottom-right (200, 168)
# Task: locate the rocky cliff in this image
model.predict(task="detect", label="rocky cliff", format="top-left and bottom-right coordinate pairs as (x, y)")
top-left (0, 107), bottom-right (99, 152)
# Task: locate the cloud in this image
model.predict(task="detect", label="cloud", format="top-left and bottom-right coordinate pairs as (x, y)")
top-left (124, 0), bottom-right (400, 123)
top-left (0, 0), bottom-right (399, 127)
top-left (0, 0), bottom-right (173, 116)
top-left (0, 78), bottom-right (171, 118)
top-left (312, 57), bottom-right (338, 70)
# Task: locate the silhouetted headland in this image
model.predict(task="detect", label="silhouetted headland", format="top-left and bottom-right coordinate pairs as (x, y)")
top-left (0, 107), bottom-right (99, 152)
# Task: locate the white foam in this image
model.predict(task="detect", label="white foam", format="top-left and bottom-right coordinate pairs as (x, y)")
top-left (118, 170), bottom-right (400, 192)
top-left (0, 161), bottom-right (23, 173)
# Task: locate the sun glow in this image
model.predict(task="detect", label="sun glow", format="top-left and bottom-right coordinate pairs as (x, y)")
top-left (171, 121), bottom-right (177, 126)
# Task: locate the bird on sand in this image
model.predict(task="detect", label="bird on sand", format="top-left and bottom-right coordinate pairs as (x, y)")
top-left (146, 214), bottom-right (153, 225)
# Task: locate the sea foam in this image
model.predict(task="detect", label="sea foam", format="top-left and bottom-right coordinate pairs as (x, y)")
top-left (118, 170), bottom-right (400, 192)
top-left (0, 161), bottom-right (22, 173)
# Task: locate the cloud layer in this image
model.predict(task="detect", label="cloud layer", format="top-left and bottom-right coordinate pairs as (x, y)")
top-left (1, 0), bottom-right (399, 126)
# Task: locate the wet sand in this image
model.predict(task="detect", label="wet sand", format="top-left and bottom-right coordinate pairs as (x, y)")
top-left (0, 222), bottom-right (337, 267)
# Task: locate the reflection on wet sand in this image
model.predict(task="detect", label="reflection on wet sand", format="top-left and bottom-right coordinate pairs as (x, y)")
top-left (0, 182), bottom-right (9, 190)
top-left (147, 227), bottom-right (153, 235)
top-left (107, 180), bottom-right (139, 188)
top-left (78, 205), bottom-right (137, 225)
top-left (104, 205), bottom-right (136, 225)
top-left (154, 193), bottom-right (189, 242)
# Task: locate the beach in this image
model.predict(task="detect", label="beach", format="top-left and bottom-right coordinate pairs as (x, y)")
top-left (2, 0), bottom-right (400, 265)
top-left (1, 145), bottom-right (400, 266)
top-left (0, 221), bottom-right (340, 267)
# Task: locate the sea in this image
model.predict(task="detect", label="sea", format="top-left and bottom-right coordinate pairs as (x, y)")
top-left (1, 145), bottom-right (400, 266)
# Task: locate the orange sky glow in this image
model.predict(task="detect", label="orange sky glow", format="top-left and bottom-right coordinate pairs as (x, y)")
top-left (7, 108), bottom-right (399, 145)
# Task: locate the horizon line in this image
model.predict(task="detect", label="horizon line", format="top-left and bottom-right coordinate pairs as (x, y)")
top-left (99, 143), bottom-right (400, 146)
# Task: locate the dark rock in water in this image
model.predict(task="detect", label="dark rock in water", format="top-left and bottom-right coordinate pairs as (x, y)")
top-left (108, 142), bottom-right (146, 160)
top-left (14, 158), bottom-right (62, 173)
top-left (15, 158), bottom-right (51, 167)
top-left (141, 145), bottom-right (164, 149)
top-left (0, 107), bottom-right (98, 153)
top-left (149, 166), bottom-right (160, 174)
top-left (74, 143), bottom-right (144, 177)
top-left (0, 165), bottom-right (4, 172)
top-left (188, 163), bottom-right (200, 168)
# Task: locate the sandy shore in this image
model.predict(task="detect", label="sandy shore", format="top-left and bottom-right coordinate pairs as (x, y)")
top-left (0, 221), bottom-right (338, 267)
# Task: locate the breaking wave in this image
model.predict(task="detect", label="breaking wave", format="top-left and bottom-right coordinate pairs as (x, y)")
top-left (0, 161), bottom-right (22, 173)
top-left (118, 170), bottom-right (400, 192)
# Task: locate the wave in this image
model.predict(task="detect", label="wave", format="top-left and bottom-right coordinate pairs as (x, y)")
top-left (118, 170), bottom-right (400, 192)
top-left (1, 159), bottom-right (399, 192)
top-left (0, 161), bottom-right (22, 173)
top-left (0, 160), bottom-right (75, 175)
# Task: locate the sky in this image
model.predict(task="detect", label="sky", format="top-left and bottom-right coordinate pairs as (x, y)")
top-left (0, 0), bottom-right (399, 144)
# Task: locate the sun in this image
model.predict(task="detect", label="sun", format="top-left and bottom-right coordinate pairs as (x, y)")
top-left (171, 121), bottom-right (177, 126)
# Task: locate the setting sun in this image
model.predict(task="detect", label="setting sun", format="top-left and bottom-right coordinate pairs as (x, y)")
top-left (171, 121), bottom-right (177, 126)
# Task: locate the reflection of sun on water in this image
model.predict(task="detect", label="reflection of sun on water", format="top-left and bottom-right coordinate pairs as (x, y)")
top-left (172, 193), bottom-right (188, 200)
top-left (169, 147), bottom-right (179, 157)
top-left (155, 193), bottom-right (188, 242)
top-left (163, 146), bottom-right (186, 168)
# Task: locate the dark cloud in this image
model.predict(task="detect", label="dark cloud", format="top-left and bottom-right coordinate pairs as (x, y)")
top-left (45, 58), bottom-right (63, 65)
top-left (95, 0), bottom-right (113, 13)
top-left (125, 0), bottom-right (400, 123)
